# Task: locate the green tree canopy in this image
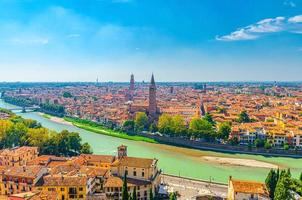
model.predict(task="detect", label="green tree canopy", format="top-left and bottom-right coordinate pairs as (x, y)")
top-left (217, 122), bottom-right (231, 140)
top-left (158, 114), bottom-right (173, 134)
top-left (63, 91), bottom-right (73, 98)
top-left (237, 110), bottom-right (251, 123)
top-left (134, 112), bottom-right (148, 132)
top-left (189, 118), bottom-right (215, 140)
top-left (81, 142), bottom-right (93, 154)
top-left (171, 115), bottom-right (187, 136)
top-left (203, 113), bottom-right (216, 126)
top-left (123, 120), bottom-right (135, 133)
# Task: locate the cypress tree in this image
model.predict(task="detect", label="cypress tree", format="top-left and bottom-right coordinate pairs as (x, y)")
top-left (132, 187), bottom-right (137, 200)
top-left (299, 172), bottom-right (302, 181)
top-left (274, 170), bottom-right (293, 200)
top-left (265, 169), bottom-right (277, 199)
top-left (122, 172), bottom-right (129, 200)
top-left (169, 193), bottom-right (177, 200)
top-left (149, 188), bottom-right (154, 200)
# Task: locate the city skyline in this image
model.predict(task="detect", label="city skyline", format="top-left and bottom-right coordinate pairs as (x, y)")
top-left (0, 0), bottom-right (302, 82)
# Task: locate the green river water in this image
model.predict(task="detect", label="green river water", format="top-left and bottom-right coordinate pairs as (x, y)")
top-left (0, 99), bottom-right (301, 183)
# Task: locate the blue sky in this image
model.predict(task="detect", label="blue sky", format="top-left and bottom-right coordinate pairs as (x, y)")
top-left (0, 0), bottom-right (302, 82)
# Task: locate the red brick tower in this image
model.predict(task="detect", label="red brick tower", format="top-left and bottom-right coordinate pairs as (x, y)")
top-left (148, 74), bottom-right (157, 118)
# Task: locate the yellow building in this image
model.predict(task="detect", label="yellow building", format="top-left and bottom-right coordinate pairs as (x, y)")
top-left (36, 175), bottom-right (89, 200)
top-left (0, 165), bottom-right (47, 196)
top-left (227, 176), bottom-right (269, 200)
top-left (105, 145), bottom-right (161, 200)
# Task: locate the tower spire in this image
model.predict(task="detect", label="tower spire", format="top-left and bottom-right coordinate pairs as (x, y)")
top-left (151, 73), bottom-right (155, 85)
top-left (149, 74), bottom-right (157, 119)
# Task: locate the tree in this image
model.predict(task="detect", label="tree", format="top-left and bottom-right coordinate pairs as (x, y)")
top-left (171, 115), bottom-right (187, 136)
top-left (149, 188), bottom-right (154, 200)
top-left (149, 123), bottom-right (158, 133)
top-left (56, 130), bottom-right (70, 156)
top-left (254, 138), bottom-right (265, 148)
top-left (284, 143), bottom-right (290, 150)
top-left (265, 169), bottom-right (278, 199)
top-left (158, 114), bottom-right (173, 134)
top-left (237, 110), bottom-right (251, 123)
top-left (123, 120), bottom-right (135, 133)
top-left (229, 137), bottom-right (239, 146)
top-left (169, 192), bottom-right (177, 200)
top-left (81, 142), bottom-right (93, 154)
top-left (132, 187), bottom-right (137, 200)
top-left (300, 172), bottom-right (302, 181)
top-left (217, 122), bottom-right (231, 140)
top-left (26, 127), bottom-right (50, 149)
top-left (63, 91), bottom-right (73, 98)
top-left (274, 169), bottom-right (293, 200)
top-left (264, 140), bottom-right (272, 149)
top-left (122, 172), bottom-right (129, 200)
top-left (203, 113), bottom-right (215, 126)
top-left (134, 112), bottom-right (148, 132)
top-left (67, 132), bottom-right (82, 154)
top-left (189, 118), bottom-right (215, 140)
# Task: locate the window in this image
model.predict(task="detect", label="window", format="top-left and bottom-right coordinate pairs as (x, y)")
top-left (61, 188), bottom-right (65, 191)
top-left (142, 172), bottom-right (145, 177)
top-left (79, 194), bottom-right (84, 198)
top-left (133, 171), bottom-right (137, 176)
top-left (79, 187), bottom-right (83, 191)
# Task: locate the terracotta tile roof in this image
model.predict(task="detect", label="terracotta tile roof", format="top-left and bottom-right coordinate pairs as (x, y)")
top-left (80, 154), bottom-right (116, 163)
top-left (111, 156), bottom-right (156, 168)
top-left (4, 165), bottom-right (45, 179)
top-left (230, 179), bottom-right (269, 195)
top-left (41, 175), bottom-right (87, 187)
top-left (104, 176), bottom-right (150, 188)
top-left (29, 191), bottom-right (58, 200)
top-left (27, 155), bottom-right (58, 166)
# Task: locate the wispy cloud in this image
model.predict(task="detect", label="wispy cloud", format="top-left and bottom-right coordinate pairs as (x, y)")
top-left (10, 37), bottom-right (49, 45)
top-left (111, 0), bottom-right (132, 3)
top-left (217, 14), bottom-right (302, 41)
top-left (284, 1), bottom-right (296, 7)
top-left (67, 33), bottom-right (80, 38)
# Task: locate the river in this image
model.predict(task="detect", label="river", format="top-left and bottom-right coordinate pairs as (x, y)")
top-left (0, 99), bottom-right (301, 183)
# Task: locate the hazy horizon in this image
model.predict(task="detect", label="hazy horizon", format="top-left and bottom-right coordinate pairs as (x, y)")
top-left (0, 0), bottom-right (302, 82)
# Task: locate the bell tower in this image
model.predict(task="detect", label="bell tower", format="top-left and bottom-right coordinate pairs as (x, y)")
top-left (149, 74), bottom-right (157, 118)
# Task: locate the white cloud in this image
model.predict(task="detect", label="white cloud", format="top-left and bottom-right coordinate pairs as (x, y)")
top-left (288, 15), bottom-right (302, 23)
top-left (217, 14), bottom-right (302, 41)
top-left (216, 29), bottom-right (258, 41)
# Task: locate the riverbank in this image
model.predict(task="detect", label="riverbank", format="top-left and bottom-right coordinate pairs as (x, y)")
top-left (63, 117), bottom-right (158, 143)
top-left (42, 113), bottom-right (302, 158)
top-left (39, 113), bottom-right (73, 126)
top-left (162, 173), bottom-right (228, 199)
top-left (201, 156), bottom-right (278, 169)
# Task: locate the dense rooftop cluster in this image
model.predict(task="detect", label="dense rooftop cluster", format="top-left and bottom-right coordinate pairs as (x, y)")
top-left (0, 145), bottom-right (160, 200)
